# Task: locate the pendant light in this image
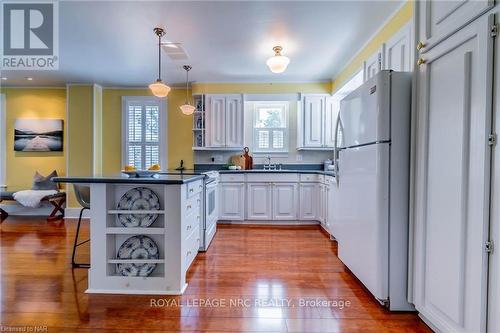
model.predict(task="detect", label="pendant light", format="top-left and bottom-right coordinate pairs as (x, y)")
top-left (149, 27), bottom-right (171, 98)
top-left (180, 65), bottom-right (196, 115)
top-left (266, 46), bottom-right (290, 73)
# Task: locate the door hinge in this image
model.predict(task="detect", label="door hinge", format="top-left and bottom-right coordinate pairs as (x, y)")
top-left (486, 241), bottom-right (494, 254)
top-left (489, 133), bottom-right (497, 147)
top-left (491, 24), bottom-right (498, 38)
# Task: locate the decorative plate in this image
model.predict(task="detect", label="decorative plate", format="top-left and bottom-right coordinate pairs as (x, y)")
top-left (116, 235), bottom-right (159, 277)
top-left (122, 170), bottom-right (160, 178)
top-left (117, 187), bottom-right (160, 227)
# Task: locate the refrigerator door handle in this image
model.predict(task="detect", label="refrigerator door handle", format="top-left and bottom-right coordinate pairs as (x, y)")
top-left (334, 113), bottom-right (341, 187)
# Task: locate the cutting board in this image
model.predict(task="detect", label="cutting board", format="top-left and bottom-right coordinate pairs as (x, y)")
top-left (231, 155), bottom-right (246, 170)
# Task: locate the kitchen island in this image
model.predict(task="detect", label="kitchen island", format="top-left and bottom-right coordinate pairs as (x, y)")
top-left (53, 174), bottom-right (205, 295)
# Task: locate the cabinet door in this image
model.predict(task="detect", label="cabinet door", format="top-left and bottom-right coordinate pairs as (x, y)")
top-left (302, 95), bottom-right (325, 147)
top-left (325, 184), bottom-right (334, 233)
top-left (363, 46), bottom-right (384, 81)
top-left (272, 183), bottom-right (297, 220)
top-left (247, 183), bottom-right (272, 220)
top-left (219, 183), bottom-right (245, 220)
top-left (206, 95), bottom-right (226, 147)
top-left (299, 183), bottom-right (318, 220)
top-left (324, 97), bottom-right (338, 148)
top-left (385, 23), bottom-right (412, 72)
top-left (418, 0), bottom-right (493, 51)
top-left (413, 14), bottom-right (493, 333)
top-left (225, 94), bottom-right (244, 147)
top-left (318, 184), bottom-right (325, 225)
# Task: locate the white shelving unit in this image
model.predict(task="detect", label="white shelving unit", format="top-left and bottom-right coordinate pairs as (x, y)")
top-left (88, 182), bottom-right (193, 295)
top-left (192, 94), bottom-right (206, 149)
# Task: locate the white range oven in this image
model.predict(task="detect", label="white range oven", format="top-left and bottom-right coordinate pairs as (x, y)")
top-left (200, 171), bottom-right (219, 251)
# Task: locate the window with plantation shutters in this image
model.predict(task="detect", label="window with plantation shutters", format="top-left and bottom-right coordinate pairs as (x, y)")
top-left (253, 102), bottom-right (289, 153)
top-left (122, 97), bottom-right (166, 170)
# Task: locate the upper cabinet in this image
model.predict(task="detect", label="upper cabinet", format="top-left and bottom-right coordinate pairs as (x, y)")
top-left (205, 94), bottom-right (244, 148)
top-left (384, 23), bottom-right (412, 72)
top-left (364, 46), bottom-right (384, 81)
top-left (298, 94), bottom-right (335, 149)
top-left (418, 0), bottom-right (493, 52)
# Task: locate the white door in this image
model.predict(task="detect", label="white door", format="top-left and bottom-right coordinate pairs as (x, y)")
top-left (219, 183), bottom-right (245, 220)
top-left (298, 183), bottom-right (318, 220)
top-left (302, 95), bottom-right (324, 147)
top-left (272, 183), bottom-right (297, 220)
top-left (225, 94), bottom-right (244, 147)
top-left (247, 183), bottom-right (272, 220)
top-left (418, 0), bottom-right (493, 50)
top-left (413, 14), bottom-right (493, 333)
top-left (363, 46), bottom-right (384, 81)
top-left (206, 95), bottom-right (226, 147)
top-left (385, 23), bottom-right (412, 72)
top-left (324, 97), bottom-right (337, 148)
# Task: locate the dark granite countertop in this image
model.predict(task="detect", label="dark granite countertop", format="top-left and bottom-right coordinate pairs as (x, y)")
top-left (52, 174), bottom-right (205, 185)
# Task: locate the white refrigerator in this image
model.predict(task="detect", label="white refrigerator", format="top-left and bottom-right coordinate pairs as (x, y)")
top-left (332, 70), bottom-right (413, 311)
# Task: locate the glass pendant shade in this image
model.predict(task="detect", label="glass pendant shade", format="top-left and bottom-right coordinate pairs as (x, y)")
top-left (149, 80), bottom-right (171, 98)
top-left (180, 104), bottom-right (196, 115)
top-left (266, 46), bottom-right (290, 73)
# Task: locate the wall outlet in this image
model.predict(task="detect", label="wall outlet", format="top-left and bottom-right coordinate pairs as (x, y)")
top-left (296, 154), bottom-right (303, 162)
top-left (212, 155), bottom-right (223, 163)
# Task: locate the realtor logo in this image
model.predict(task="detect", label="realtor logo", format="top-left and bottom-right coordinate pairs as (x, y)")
top-left (1, 0), bottom-right (59, 70)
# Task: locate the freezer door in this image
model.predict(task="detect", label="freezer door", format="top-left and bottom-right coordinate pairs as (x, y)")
top-left (339, 71), bottom-right (391, 147)
top-left (335, 143), bottom-right (390, 302)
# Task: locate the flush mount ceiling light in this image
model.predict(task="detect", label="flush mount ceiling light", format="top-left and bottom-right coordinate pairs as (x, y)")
top-left (180, 65), bottom-right (196, 115)
top-left (266, 46), bottom-right (290, 73)
top-left (149, 27), bottom-right (171, 98)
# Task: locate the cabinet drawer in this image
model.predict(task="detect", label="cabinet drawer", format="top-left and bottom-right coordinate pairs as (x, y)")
top-left (187, 180), bottom-right (203, 198)
top-left (246, 173), bottom-right (298, 182)
top-left (299, 174), bottom-right (320, 182)
top-left (220, 173), bottom-right (245, 182)
top-left (184, 226), bottom-right (200, 269)
top-left (185, 193), bottom-right (202, 216)
top-left (184, 209), bottom-right (202, 240)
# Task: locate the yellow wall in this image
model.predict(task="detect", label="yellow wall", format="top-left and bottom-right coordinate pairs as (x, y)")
top-left (1, 88), bottom-right (66, 188)
top-left (101, 88), bottom-right (193, 174)
top-left (331, 1), bottom-right (413, 93)
top-left (192, 82), bottom-right (332, 95)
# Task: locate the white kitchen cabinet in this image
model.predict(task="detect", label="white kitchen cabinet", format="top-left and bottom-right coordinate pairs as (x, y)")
top-left (325, 182), bottom-right (335, 234)
top-left (298, 94), bottom-right (336, 149)
top-left (219, 182), bottom-right (245, 220)
top-left (384, 23), bottom-right (412, 72)
top-left (225, 95), bottom-right (244, 147)
top-left (318, 183), bottom-right (325, 225)
top-left (298, 183), bottom-right (318, 220)
top-left (247, 183), bottom-right (272, 220)
top-left (413, 14), bottom-right (494, 333)
top-left (205, 94), bottom-right (244, 148)
top-left (273, 183), bottom-right (298, 220)
top-left (418, 0), bottom-right (493, 51)
top-left (364, 46), bottom-right (384, 81)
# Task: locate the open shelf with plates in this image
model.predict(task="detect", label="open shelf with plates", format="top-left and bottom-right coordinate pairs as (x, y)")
top-left (192, 94), bottom-right (206, 149)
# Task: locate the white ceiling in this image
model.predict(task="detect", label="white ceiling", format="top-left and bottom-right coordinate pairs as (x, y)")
top-left (1, 0), bottom-right (404, 87)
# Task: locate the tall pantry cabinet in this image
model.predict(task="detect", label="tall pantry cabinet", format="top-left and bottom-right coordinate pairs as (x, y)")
top-left (412, 1), bottom-right (496, 332)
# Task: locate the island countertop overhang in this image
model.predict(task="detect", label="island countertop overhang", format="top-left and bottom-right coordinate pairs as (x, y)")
top-left (52, 174), bottom-right (206, 185)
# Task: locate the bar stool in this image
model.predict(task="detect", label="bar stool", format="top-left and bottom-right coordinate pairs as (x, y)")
top-left (72, 185), bottom-right (90, 268)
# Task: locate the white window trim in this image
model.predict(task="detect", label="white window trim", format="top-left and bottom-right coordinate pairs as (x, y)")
top-left (121, 96), bottom-right (167, 170)
top-left (252, 101), bottom-right (289, 153)
top-left (0, 93), bottom-right (6, 187)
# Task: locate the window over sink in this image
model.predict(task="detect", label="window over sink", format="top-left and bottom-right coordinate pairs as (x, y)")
top-left (253, 102), bottom-right (289, 153)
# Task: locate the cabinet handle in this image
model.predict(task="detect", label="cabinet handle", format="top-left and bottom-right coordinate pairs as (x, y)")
top-left (417, 58), bottom-right (426, 66)
top-left (199, 185), bottom-right (203, 189)
top-left (241, 183), bottom-right (245, 186)
top-left (187, 251), bottom-right (191, 256)
top-left (197, 215), bottom-right (201, 219)
top-left (187, 205), bottom-right (192, 209)
top-left (189, 188), bottom-right (194, 192)
top-left (416, 41), bottom-right (425, 50)
top-left (197, 199), bottom-right (201, 203)
top-left (187, 225), bottom-right (191, 230)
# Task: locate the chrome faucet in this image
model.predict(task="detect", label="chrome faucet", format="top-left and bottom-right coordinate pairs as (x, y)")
top-left (264, 156), bottom-right (277, 170)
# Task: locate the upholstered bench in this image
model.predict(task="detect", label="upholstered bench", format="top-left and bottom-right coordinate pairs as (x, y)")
top-left (0, 187), bottom-right (66, 222)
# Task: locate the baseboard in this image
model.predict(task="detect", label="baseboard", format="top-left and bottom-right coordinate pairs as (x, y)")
top-left (218, 220), bottom-right (320, 225)
top-left (64, 208), bottom-right (90, 219)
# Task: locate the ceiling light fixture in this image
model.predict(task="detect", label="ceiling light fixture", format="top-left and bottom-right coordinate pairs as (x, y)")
top-left (149, 27), bottom-right (171, 98)
top-left (179, 65), bottom-right (196, 115)
top-left (1, 77), bottom-right (7, 81)
top-left (26, 77), bottom-right (33, 81)
top-left (266, 46), bottom-right (290, 73)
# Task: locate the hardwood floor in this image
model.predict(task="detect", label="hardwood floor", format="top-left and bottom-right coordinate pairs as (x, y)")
top-left (0, 217), bottom-right (431, 332)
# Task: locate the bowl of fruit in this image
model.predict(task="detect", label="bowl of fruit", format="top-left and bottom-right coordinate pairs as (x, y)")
top-left (122, 164), bottom-right (161, 178)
